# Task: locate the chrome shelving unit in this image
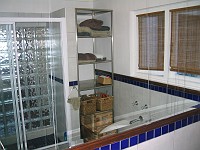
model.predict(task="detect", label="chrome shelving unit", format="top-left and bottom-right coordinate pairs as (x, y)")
top-left (75, 8), bottom-right (114, 96)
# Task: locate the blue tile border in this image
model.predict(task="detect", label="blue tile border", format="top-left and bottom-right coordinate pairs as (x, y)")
top-left (130, 136), bottom-right (138, 146)
top-left (96, 114), bottom-right (200, 150)
top-left (121, 138), bottom-right (129, 149)
top-left (49, 75), bottom-right (63, 84)
top-left (69, 81), bottom-right (78, 86)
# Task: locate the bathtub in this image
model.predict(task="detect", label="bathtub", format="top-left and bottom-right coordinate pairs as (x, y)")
top-left (100, 99), bottom-right (199, 133)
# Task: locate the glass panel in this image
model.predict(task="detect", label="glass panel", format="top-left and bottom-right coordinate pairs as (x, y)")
top-left (0, 21), bottom-right (67, 149)
top-left (15, 22), bottom-right (67, 149)
top-left (0, 24), bottom-right (18, 149)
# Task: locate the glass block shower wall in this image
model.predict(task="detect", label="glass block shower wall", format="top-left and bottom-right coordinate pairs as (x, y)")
top-left (0, 24), bottom-right (53, 139)
top-left (15, 24), bottom-right (52, 131)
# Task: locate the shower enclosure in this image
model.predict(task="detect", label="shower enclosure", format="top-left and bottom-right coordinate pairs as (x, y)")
top-left (0, 19), bottom-right (69, 150)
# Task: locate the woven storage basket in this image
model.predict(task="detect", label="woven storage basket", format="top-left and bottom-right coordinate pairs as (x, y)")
top-left (80, 95), bottom-right (96, 115)
top-left (96, 96), bottom-right (113, 111)
top-left (81, 111), bottom-right (113, 133)
top-left (81, 126), bottom-right (117, 142)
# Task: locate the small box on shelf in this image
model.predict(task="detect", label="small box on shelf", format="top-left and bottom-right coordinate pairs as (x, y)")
top-left (97, 76), bottom-right (112, 85)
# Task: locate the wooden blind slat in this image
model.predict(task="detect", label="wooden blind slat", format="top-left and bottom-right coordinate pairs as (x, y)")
top-left (170, 5), bottom-right (200, 12)
top-left (170, 6), bottom-right (200, 75)
top-left (138, 11), bottom-right (165, 71)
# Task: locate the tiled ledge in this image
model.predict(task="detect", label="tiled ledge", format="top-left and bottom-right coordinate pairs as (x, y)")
top-left (69, 109), bottom-right (200, 150)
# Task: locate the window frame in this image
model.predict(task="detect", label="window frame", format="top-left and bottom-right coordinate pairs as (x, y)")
top-left (130, 1), bottom-right (200, 91)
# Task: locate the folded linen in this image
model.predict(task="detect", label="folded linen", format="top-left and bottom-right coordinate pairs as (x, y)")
top-left (79, 19), bottom-right (103, 29)
top-left (78, 26), bottom-right (111, 37)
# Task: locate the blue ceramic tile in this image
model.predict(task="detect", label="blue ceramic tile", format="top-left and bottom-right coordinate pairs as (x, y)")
top-left (174, 90), bottom-right (179, 96)
top-left (188, 116), bottom-right (193, 125)
top-left (69, 82), bottom-right (73, 86)
top-left (179, 91), bottom-right (184, 97)
top-left (169, 123), bottom-right (175, 132)
top-left (193, 95), bottom-right (199, 101)
top-left (144, 83), bottom-right (148, 88)
top-left (101, 145), bottom-right (110, 150)
top-left (189, 93), bottom-right (193, 100)
top-left (150, 84), bottom-right (155, 90)
top-left (171, 89), bottom-right (175, 95)
top-left (74, 81), bottom-right (78, 85)
top-left (159, 86), bottom-right (163, 92)
top-left (162, 87), bottom-right (167, 93)
top-left (130, 136), bottom-right (138, 146)
top-left (194, 115), bottom-right (198, 122)
top-left (176, 120), bottom-right (182, 129)
top-left (95, 148), bottom-right (99, 150)
top-left (147, 130), bottom-right (154, 140)
top-left (128, 79), bottom-right (131, 84)
top-left (162, 125), bottom-right (168, 135)
top-left (182, 118), bottom-right (187, 127)
top-left (155, 86), bottom-right (159, 91)
top-left (114, 76), bottom-right (117, 80)
top-left (111, 142), bottom-right (120, 150)
top-left (168, 88), bottom-right (172, 94)
top-left (139, 133), bottom-right (146, 143)
top-left (155, 128), bottom-right (161, 137)
top-left (186, 93), bottom-right (192, 100)
top-left (121, 138), bottom-right (129, 149)
top-left (140, 82), bottom-right (144, 88)
top-left (130, 80), bottom-right (134, 84)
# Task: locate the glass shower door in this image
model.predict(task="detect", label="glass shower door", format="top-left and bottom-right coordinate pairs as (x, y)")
top-left (0, 23), bottom-right (21, 150)
top-left (15, 22), bottom-right (67, 149)
top-left (0, 21), bottom-right (68, 150)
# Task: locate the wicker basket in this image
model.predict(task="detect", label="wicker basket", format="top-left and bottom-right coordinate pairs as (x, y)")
top-left (81, 111), bottom-right (113, 133)
top-left (81, 125), bottom-right (117, 142)
top-left (80, 95), bottom-right (96, 115)
top-left (96, 96), bottom-right (113, 111)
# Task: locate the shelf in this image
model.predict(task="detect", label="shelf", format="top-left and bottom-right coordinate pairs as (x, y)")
top-left (78, 60), bottom-right (112, 65)
top-left (79, 79), bottom-right (112, 91)
top-left (76, 8), bottom-right (112, 15)
top-left (77, 35), bottom-right (112, 38)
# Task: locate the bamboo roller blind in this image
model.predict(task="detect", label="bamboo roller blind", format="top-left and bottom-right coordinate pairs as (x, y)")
top-left (137, 11), bottom-right (165, 70)
top-left (170, 6), bottom-right (200, 75)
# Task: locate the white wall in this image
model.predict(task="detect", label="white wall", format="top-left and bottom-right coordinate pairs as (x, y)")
top-left (125, 122), bottom-right (200, 150)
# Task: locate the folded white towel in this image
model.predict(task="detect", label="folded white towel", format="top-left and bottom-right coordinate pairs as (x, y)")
top-left (67, 97), bottom-right (80, 110)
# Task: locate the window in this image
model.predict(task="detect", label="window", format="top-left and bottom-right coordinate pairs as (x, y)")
top-left (137, 11), bottom-right (165, 71)
top-left (132, 3), bottom-right (200, 89)
top-left (170, 6), bottom-right (200, 75)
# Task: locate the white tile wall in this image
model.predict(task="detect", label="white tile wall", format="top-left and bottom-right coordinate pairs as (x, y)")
top-left (68, 57), bottom-right (78, 81)
top-left (124, 122), bottom-right (200, 150)
top-left (67, 32), bottom-right (77, 58)
top-left (66, 8), bottom-right (76, 33)
top-left (113, 81), bottom-right (191, 121)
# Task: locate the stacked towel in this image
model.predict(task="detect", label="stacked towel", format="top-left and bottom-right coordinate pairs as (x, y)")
top-left (78, 19), bottom-right (111, 37)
